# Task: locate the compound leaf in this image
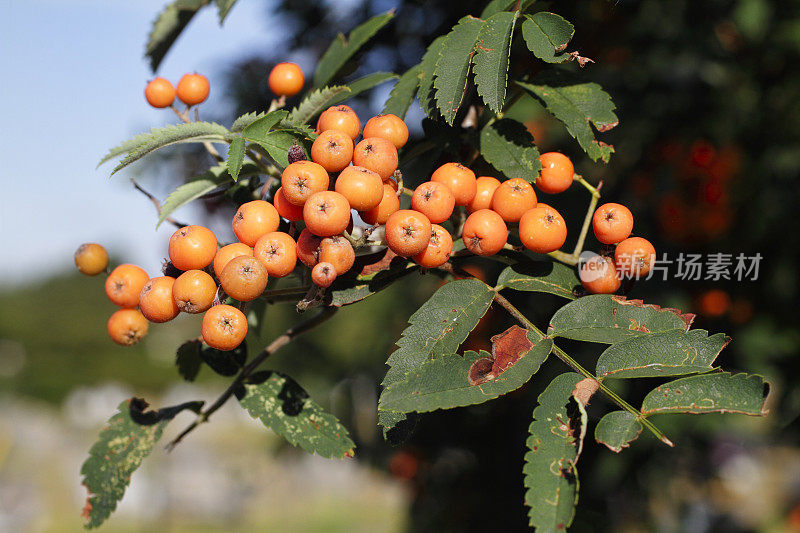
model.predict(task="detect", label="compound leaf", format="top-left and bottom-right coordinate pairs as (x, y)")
top-left (327, 71), bottom-right (398, 107)
top-left (250, 130), bottom-right (307, 168)
top-left (479, 118), bottom-right (542, 181)
top-left (382, 64), bottom-right (421, 118)
top-left (434, 16), bottom-right (484, 124)
top-left (596, 329), bottom-right (730, 379)
top-left (287, 86), bottom-right (351, 125)
top-left (548, 295), bottom-right (695, 344)
top-left (496, 261), bottom-right (579, 299)
top-left (521, 12), bottom-right (574, 63)
top-left (328, 262), bottom-right (419, 308)
top-left (594, 411), bottom-right (642, 453)
top-left (473, 11), bottom-right (518, 113)
top-left (641, 372), bottom-right (770, 417)
top-left (146, 0), bottom-right (209, 72)
top-left (418, 36), bottom-right (447, 118)
top-left (240, 109), bottom-right (290, 139)
top-left (226, 136), bottom-right (245, 181)
top-left (238, 371), bottom-right (355, 459)
top-left (231, 111), bottom-right (268, 133)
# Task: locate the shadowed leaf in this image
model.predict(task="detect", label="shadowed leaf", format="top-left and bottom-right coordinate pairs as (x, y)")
top-left (496, 261), bottom-right (580, 299)
top-left (287, 86), bottom-right (351, 125)
top-left (175, 339), bottom-right (202, 382)
top-left (433, 16), bottom-right (484, 124)
top-left (214, 0), bottom-right (237, 23)
top-left (594, 411), bottom-right (642, 453)
top-left (479, 118), bottom-right (542, 181)
top-left (327, 71), bottom-right (398, 107)
top-left (146, 0), bottom-right (209, 73)
top-left (641, 372), bottom-right (770, 416)
top-left (382, 64), bottom-right (421, 118)
top-left (521, 12), bottom-right (574, 63)
top-left (418, 36), bottom-right (447, 118)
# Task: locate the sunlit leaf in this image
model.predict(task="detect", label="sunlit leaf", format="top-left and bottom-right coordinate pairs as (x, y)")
top-left (473, 11), bottom-right (518, 113)
top-left (496, 260), bottom-right (579, 299)
top-left (641, 372), bottom-right (770, 416)
top-left (433, 16), bottom-right (484, 124)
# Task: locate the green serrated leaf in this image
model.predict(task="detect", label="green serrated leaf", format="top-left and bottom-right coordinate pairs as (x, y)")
top-left (215, 0), bottom-right (237, 23)
top-left (479, 118), bottom-right (542, 181)
top-left (641, 372), bottom-right (770, 417)
top-left (327, 71), bottom-right (398, 107)
top-left (594, 411), bottom-right (642, 453)
top-left (548, 295), bottom-right (695, 344)
top-left (518, 74), bottom-right (618, 162)
top-left (80, 398), bottom-right (202, 528)
top-left (287, 86), bottom-right (351, 125)
top-left (313, 11), bottom-right (395, 88)
top-left (473, 11), bottom-right (518, 113)
top-left (175, 339), bottom-right (202, 382)
top-left (382, 64), bottom-right (421, 118)
top-left (380, 335), bottom-right (553, 413)
top-left (226, 136), bottom-right (245, 181)
top-left (231, 111), bottom-right (267, 132)
top-left (480, 0), bottom-right (517, 18)
top-left (328, 263), bottom-right (419, 307)
top-left (524, 372), bottom-right (585, 531)
top-left (596, 329), bottom-right (730, 379)
top-left (252, 130), bottom-right (307, 168)
top-left (241, 109), bottom-right (290, 139)
top-left (239, 372), bottom-right (355, 458)
top-left (497, 261), bottom-right (579, 299)
top-left (98, 132), bottom-right (159, 167)
top-left (434, 16), bottom-right (484, 124)
top-left (146, 0), bottom-right (209, 73)
top-left (418, 36), bottom-right (447, 118)
top-left (521, 12), bottom-right (575, 64)
top-left (157, 163), bottom-right (239, 227)
top-left (110, 122), bottom-right (229, 175)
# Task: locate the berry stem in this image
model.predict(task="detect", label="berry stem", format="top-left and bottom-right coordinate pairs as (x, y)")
top-left (131, 179), bottom-right (187, 229)
top-left (542, 176), bottom-right (603, 267)
top-left (170, 105), bottom-right (224, 163)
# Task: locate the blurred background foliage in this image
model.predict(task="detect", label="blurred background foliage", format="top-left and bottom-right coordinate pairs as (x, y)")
top-left (2, 0), bottom-right (800, 531)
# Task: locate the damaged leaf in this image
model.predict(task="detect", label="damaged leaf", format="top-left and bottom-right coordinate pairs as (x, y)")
top-left (594, 411), bottom-right (642, 453)
top-left (641, 372), bottom-right (770, 417)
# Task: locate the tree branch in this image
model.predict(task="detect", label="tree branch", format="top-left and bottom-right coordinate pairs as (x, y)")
top-left (131, 179), bottom-right (187, 229)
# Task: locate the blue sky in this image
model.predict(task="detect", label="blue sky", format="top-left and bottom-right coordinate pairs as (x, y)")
top-left (0, 0), bottom-right (285, 286)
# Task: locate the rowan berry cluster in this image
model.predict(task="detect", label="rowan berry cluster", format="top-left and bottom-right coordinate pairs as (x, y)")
top-left (144, 73), bottom-right (210, 109)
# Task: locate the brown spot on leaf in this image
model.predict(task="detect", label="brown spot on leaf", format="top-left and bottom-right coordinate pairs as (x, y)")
top-left (572, 378), bottom-right (600, 407)
top-left (490, 325), bottom-right (533, 375)
top-left (596, 120), bottom-right (619, 132)
top-left (611, 296), bottom-right (696, 330)
top-left (468, 357), bottom-right (495, 385)
top-left (354, 248), bottom-right (401, 277)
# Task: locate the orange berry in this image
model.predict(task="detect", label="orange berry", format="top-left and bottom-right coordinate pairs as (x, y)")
top-left (383, 176), bottom-right (399, 192)
top-left (335, 166), bottom-right (384, 211)
top-left (213, 243), bottom-right (253, 279)
top-left (202, 304), bottom-right (248, 351)
top-left (412, 224), bottom-right (453, 268)
top-left (316, 105), bottom-right (361, 140)
top-left (254, 231), bottom-right (297, 278)
top-left (105, 264), bottom-right (149, 308)
top-left (311, 129), bottom-right (354, 173)
top-left (519, 205), bottom-right (567, 253)
top-left (318, 235), bottom-right (355, 275)
top-left (385, 209), bottom-right (432, 257)
top-left (536, 152), bottom-right (574, 194)
top-left (144, 77), bottom-right (175, 108)
top-left (219, 255), bottom-right (268, 301)
top-left (431, 163), bottom-right (477, 206)
top-left (352, 137), bottom-right (398, 179)
top-left (107, 309), bottom-right (149, 346)
top-left (168, 225), bottom-right (217, 271)
top-left (311, 262), bottom-right (337, 288)
top-left (491, 178), bottom-right (538, 223)
top-left (698, 289), bottom-right (731, 317)
top-left (232, 200), bottom-right (280, 246)
top-left (172, 270), bottom-right (217, 314)
top-left (615, 237), bottom-right (656, 278)
top-left (280, 161), bottom-right (330, 206)
top-left (411, 181), bottom-right (455, 224)
top-left (273, 186), bottom-right (305, 222)
top-left (176, 73), bottom-right (210, 106)
top-left (363, 114), bottom-right (409, 149)
top-left (74, 243), bottom-right (108, 275)
top-left (303, 191), bottom-right (351, 237)
top-left (579, 255), bottom-right (621, 294)
top-left (139, 276), bottom-right (180, 323)
top-left (467, 176), bottom-right (501, 214)
top-left (296, 229), bottom-right (323, 268)
top-left (592, 203), bottom-right (634, 244)
top-left (268, 62), bottom-right (304, 97)
top-left (360, 183), bottom-right (400, 225)
top-left (462, 209), bottom-right (508, 256)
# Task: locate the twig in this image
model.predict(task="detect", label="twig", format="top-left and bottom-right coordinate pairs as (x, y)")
top-left (170, 105), bottom-right (224, 163)
top-left (131, 179), bottom-right (187, 228)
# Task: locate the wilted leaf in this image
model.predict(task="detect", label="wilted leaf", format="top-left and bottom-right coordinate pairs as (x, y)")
top-left (479, 118), bottom-right (542, 181)
top-left (521, 12), bottom-right (574, 63)
top-left (473, 11), bottom-right (518, 113)
top-left (382, 64), bottom-right (421, 118)
top-left (641, 372), bottom-right (770, 416)
top-left (496, 261), bottom-right (580, 299)
top-left (594, 411), bottom-right (642, 453)
top-left (433, 16), bottom-right (484, 124)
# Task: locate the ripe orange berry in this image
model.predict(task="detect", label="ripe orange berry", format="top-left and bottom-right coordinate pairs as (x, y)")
top-left (462, 209), bottom-right (508, 256)
top-left (519, 205), bottom-right (567, 253)
top-left (74, 243), bottom-right (108, 275)
top-left (272, 186), bottom-right (304, 222)
top-left (296, 229), bottom-right (323, 267)
top-left (105, 264), bottom-right (149, 308)
top-left (303, 191), bottom-right (351, 237)
top-left (363, 114), bottom-right (409, 149)
top-left (592, 203), bottom-right (634, 244)
top-left (579, 255), bottom-right (621, 294)
top-left (411, 181), bottom-right (455, 224)
top-left (168, 225), bottom-right (217, 271)
top-left (268, 62), bottom-right (304, 97)
top-left (213, 243), bottom-right (252, 279)
top-left (352, 137), bottom-right (398, 179)
top-left (311, 129), bottom-right (354, 173)
top-left (385, 210), bottom-right (432, 257)
top-left (172, 270), bottom-right (217, 314)
top-left (316, 105), bottom-right (361, 140)
top-left (220, 255), bottom-right (268, 301)
top-left (615, 237), bottom-right (656, 278)
top-left (335, 166), bottom-right (384, 211)
top-left (360, 183), bottom-right (400, 225)
top-left (384, 175), bottom-right (399, 192)
top-left (413, 224), bottom-right (453, 268)
top-left (202, 304), bottom-right (248, 351)
top-left (281, 161), bottom-right (330, 206)
top-left (107, 309), bottom-right (149, 346)
top-left (536, 152), bottom-right (574, 194)
top-left (254, 231), bottom-right (297, 278)
top-left (144, 77), bottom-right (175, 108)
top-left (176, 73), bottom-right (210, 106)
top-left (318, 235), bottom-right (355, 275)
top-left (431, 163), bottom-right (477, 206)
top-left (232, 200), bottom-right (280, 246)
top-left (491, 178), bottom-right (538, 223)
top-left (311, 262), bottom-right (337, 288)
top-left (139, 276), bottom-right (180, 323)
top-left (467, 176), bottom-right (501, 214)
top-left (698, 289), bottom-right (731, 317)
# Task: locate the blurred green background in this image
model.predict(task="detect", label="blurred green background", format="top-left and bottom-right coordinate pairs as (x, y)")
top-left (2, 0), bottom-right (800, 531)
